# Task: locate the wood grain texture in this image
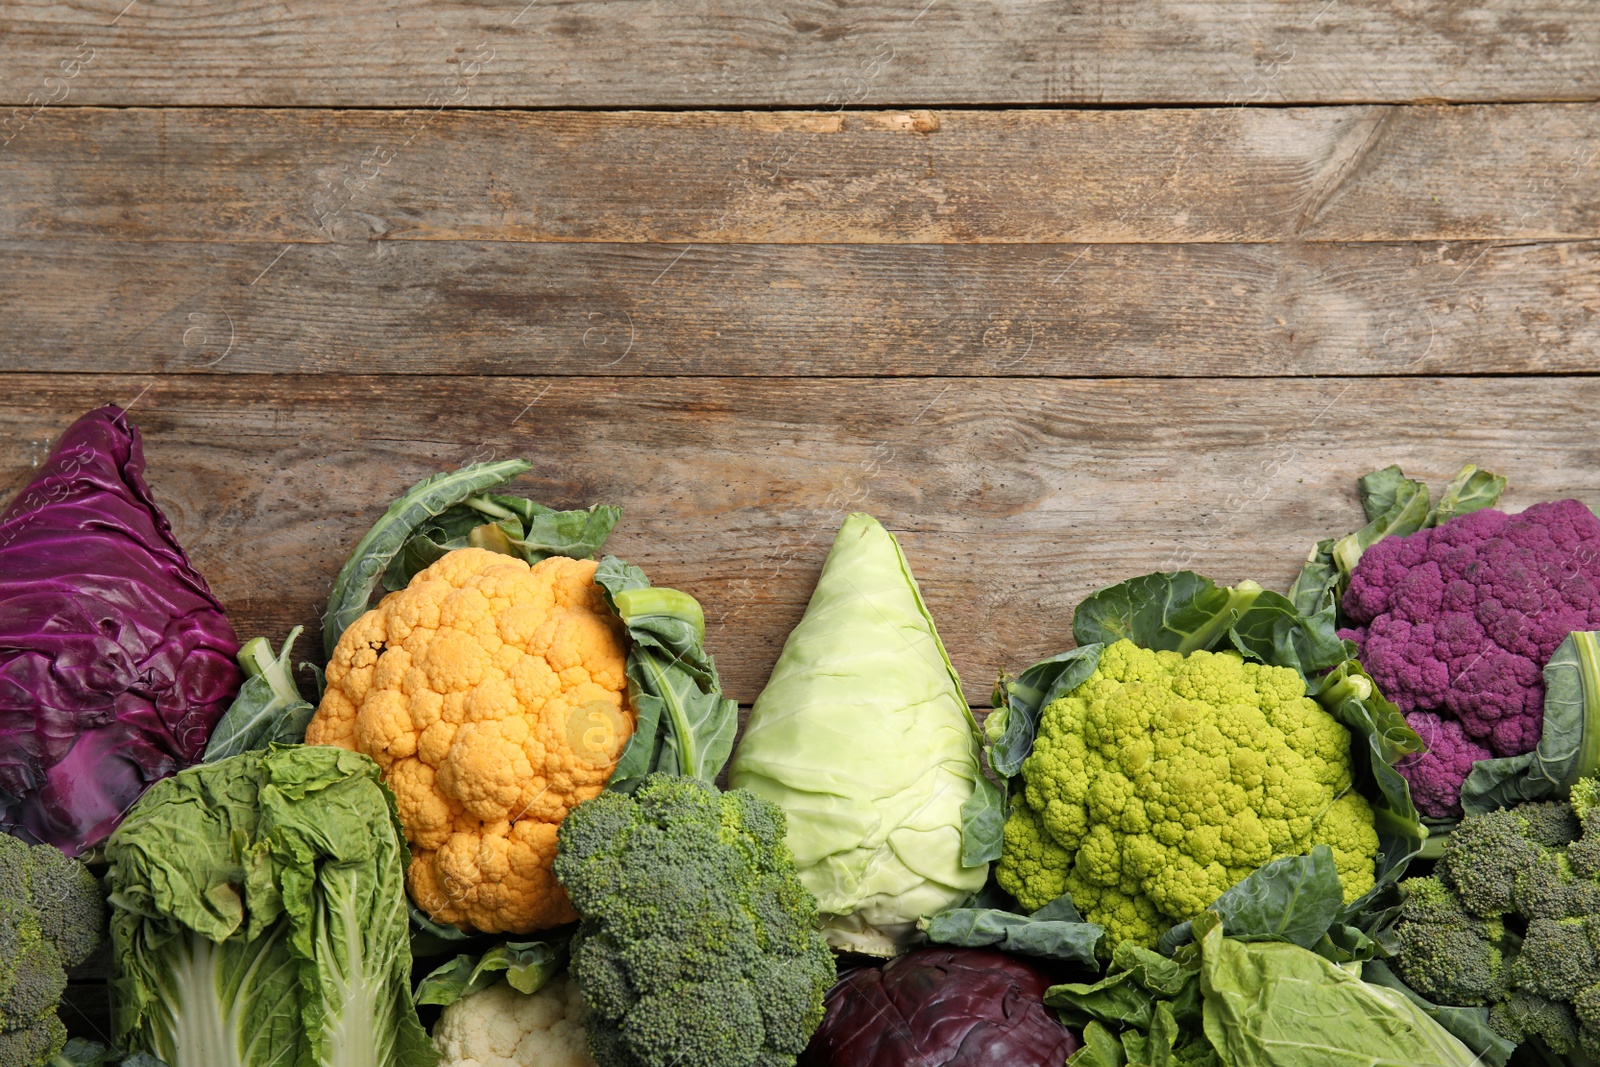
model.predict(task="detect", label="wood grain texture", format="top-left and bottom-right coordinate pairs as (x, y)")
top-left (1, 1), bottom-right (1596, 108)
top-left (3, 237), bottom-right (1596, 376)
top-left (4, 106), bottom-right (1598, 244)
top-left (4, 374), bottom-right (1599, 707)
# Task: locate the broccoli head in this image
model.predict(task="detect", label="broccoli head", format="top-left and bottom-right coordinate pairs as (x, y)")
top-left (1390, 790), bottom-right (1600, 1057)
top-left (1514, 918), bottom-right (1600, 1002)
top-left (1436, 806), bottom-right (1542, 918)
top-left (1388, 877), bottom-right (1507, 1005)
top-left (553, 774), bottom-right (835, 1067)
top-left (1490, 992), bottom-right (1583, 1055)
top-left (0, 832), bottom-right (105, 1067)
top-left (1341, 500), bottom-right (1600, 815)
top-left (995, 639), bottom-right (1378, 952)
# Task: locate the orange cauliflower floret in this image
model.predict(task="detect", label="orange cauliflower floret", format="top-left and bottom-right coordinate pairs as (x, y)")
top-left (306, 548), bottom-right (633, 934)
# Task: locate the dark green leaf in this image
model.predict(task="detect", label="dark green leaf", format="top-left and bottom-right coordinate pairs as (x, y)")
top-left (301, 660), bottom-right (326, 702)
top-left (1462, 631), bottom-right (1600, 815)
top-left (48, 1039), bottom-right (116, 1067)
top-left (1287, 538), bottom-right (1340, 619)
top-left (921, 898), bottom-right (1103, 964)
top-left (596, 556), bottom-right (739, 787)
top-left (1031, 894), bottom-right (1086, 923)
top-left (203, 627), bottom-right (315, 762)
top-left (1362, 961), bottom-right (1516, 1067)
top-left (1156, 846), bottom-right (1344, 954)
top-left (1313, 923), bottom-right (1377, 964)
top-left (1356, 466), bottom-right (1431, 525)
top-left (1072, 1022), bottom-right (1127, 1067)
top-left (1326, 466), bottom-right (1431, 594)
top-left (323, 459), bottom-right (532, 657)
top-left (384, 494), bottom-right (621, 591)
top-left (1310, 658), bottom-right (1426, 900)
top-left (1110, 941), bottom-right (1195, 999)
top-left (413, 939), bottom-right (565, 1007)
top-left (408, 899), bottom-right (474, 944)
top-left (959, 773), bottom-right (1006, 866)
top-left (1045, 971), bottom-right (1155, 1030)
top-left (1428, 464), bottom-right (1507, 526)
top-left (1227, 592), bottom-right (1348, 676)
top-left (1072, 572), bottom-right (1263, 654)
top-left (1213, 845), bottom-right (1344, 948)
top-left (988, 644), bottom-right (1104, 779)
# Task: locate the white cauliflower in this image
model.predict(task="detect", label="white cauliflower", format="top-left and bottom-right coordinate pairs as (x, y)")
top-left (432, 974), bottom-right (596, 1067)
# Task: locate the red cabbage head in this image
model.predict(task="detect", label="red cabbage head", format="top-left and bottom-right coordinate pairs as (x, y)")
top-left (0, 406), bottom-right (242, 854)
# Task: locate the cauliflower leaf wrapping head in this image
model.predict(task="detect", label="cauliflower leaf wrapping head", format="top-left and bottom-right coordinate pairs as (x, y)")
top-left (1343, 500), bottom-right (1600, 817)
top-left (306, 547), bottom-right (635, 934)
top-left (996, 639), bottom-right (1378, 952)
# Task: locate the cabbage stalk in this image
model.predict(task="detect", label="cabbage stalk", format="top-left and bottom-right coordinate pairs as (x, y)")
top-left (729, 512), bottom-right (993, 955)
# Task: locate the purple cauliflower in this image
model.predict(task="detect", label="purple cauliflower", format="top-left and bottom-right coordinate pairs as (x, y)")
top-left (1396, 711), bottom-right (1493, 818)
top-left (1342, 499), bottom-right (1600, 816)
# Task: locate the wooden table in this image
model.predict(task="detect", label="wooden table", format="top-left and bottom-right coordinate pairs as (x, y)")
top-left (3, 0), bottom-right (1597, 1047)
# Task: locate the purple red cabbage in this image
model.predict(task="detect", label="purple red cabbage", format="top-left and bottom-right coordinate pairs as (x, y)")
top-left (801, 947), bottom-right (1080, 1067)
top-left (1342, 499), bottom-right (1600, 817)
top-left (0, 406), bottom-right (242, 855)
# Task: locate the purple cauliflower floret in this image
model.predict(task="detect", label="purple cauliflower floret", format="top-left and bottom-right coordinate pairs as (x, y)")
top-left (1397, 711), bottom-right (1494, 818)
top-left (1341, 500), bottom-right (1600, 814)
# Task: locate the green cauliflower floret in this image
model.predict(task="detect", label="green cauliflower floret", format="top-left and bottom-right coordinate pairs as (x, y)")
top-left (554, 774), bottom-right (835, 1067)
top-left (0, 832), bottom-right (106, 1067)
top-left (996, 639), bottom-right (1378, 951)
top-left (1388, 877), bottom-right (1507, 1005)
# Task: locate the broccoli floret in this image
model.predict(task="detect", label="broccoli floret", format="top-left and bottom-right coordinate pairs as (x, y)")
top-left (1517, 847), bottom-right (1600, 920)
top-left (1490, 992), bottom-right (1583, 1054)
top-left (1389, 877), bottom-right (1507, 1005)
top-left (1514, 918), bottom-right (1600, 1002)
top-left (1524, 801), bottom-right (1584, 848)
top-left (1438, 807), bottom-right (1540, 918)
top-left (0, 833), bottom-right (105, 1066)
top-left (0, 1018), bottom-right (68, 1067)
top-left (554, 774), bottom-right (835, 1067)
top-left (1394, 788), bottom-right (1600, 1058)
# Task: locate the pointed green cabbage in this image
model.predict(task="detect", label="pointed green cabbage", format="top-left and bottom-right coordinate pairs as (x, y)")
top-left (728, 513), bottom-right (997, 956)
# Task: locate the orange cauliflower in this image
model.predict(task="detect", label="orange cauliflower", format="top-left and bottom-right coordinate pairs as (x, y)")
top-left (305, 547), bottom-right (633, 934)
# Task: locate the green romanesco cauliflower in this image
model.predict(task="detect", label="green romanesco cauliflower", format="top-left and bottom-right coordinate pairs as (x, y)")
top-left (996, 639), bottom-right (1379, 951)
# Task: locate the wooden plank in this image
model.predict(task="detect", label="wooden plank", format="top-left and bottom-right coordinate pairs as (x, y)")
top-left (2, 374), bottom-right (1597, 706)
top-left (1, 2), bottom-right (1596, 108)
top-left (2, 238), bottom-right (1596, 376)
top-left (4, 106), bottom-right (1598, 245)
